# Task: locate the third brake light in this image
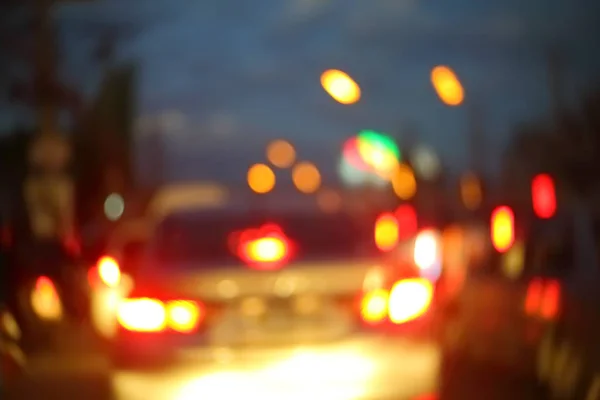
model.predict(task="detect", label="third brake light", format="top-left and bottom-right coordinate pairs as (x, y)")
top-left (245, 236), bottom-right (287, 263)
top-left (236, 224), bottom-right (292, 270)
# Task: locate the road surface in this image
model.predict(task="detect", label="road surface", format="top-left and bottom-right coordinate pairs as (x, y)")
top-left (3, 332), bottom-right (547, 400)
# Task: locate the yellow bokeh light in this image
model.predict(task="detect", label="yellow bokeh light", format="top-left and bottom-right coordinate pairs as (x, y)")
top-left (460, 172), bottom-right (482, 210)
top-left (266, 140), bottom-right (296, 168)
top-left (374, 214), bottom-right (399, 252)
top-left (292, 162), bottom-right (321, 194)
top-left (502, 241), bottom-right (525, 279)
top-left (320, 69), bottom-right (361, 105)
top-left (316, 189), bottom-right (342, 213)
top-left (247, 163), bottom-right (276, 194)
top-left (431, 65), bottom-right (465, 106)
top-left (391, 164), bottom-right (417, 200)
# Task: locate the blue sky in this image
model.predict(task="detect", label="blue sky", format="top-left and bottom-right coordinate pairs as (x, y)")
top-left (9, 0), bottom-right (600, 183)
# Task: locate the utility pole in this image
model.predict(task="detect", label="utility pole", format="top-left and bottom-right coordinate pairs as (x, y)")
top-left (148, 121), bottom-right (166, 186)
top-left (34, 0), bottom-right (59, 136)
top-left (467, 101), bottom-right (485, 175)
top-left (547, 46), bottom-right (565, 123)
top-left (25, 0), bottom-right (78, 250)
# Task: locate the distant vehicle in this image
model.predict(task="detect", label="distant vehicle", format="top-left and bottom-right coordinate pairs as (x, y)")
top-left (108, 208), bottom-right (386, 367)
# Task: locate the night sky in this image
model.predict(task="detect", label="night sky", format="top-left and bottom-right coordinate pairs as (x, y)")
top-left (5, 0), bottom-right (600, 183)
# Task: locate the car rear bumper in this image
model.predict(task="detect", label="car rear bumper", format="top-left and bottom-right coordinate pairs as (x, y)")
top-left (111, 321), bottom-right (438, 370)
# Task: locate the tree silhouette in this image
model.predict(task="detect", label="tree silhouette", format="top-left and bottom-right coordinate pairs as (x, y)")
top-left (502, 85), bottom-right (600, 206)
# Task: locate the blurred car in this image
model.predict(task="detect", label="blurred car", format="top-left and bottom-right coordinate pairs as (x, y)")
top-left (437, 227), bottom-right (547, 382)
top-left (109, 207), bottom-right (387, 367)
top-left (102, 215), bottom-right (439, 372)
top-left (532, 206), bottom-right (600, 399)
top-left (85, 183), bottom-right (439, 379)
top-left (438, 207), bottom-right (600, 399)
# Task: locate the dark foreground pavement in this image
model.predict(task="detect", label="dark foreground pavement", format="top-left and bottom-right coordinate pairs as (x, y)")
top-left (1, 327), bottom-right (547, 400)
top-left (3, 353), bottom-right (548, 400)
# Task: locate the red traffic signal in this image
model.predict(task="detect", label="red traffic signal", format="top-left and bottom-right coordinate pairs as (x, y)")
top-left (395, 204), bottom-right (418, 240)
top-left (532, 174), bottom-right (556, 219)
top-left (491, 206), bottom-right (514, 253)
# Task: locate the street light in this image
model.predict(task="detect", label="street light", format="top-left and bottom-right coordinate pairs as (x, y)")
top-left (320, 69), bottom-right (361, 105)
top-left (431, 66), bottom-right (464, 106)
top-left (391, 164), bottom-right (417, 200)
top-left (292, 162), bottom-right (321, 194)
top-left (266, 140), bottom-right (296, 168)
top-left (247, 163), bottom-right (276, 194)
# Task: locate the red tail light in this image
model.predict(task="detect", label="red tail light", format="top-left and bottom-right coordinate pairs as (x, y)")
top-left (360, 278), bottom-right (433, 325)
top-left (540, 279), bottom-right (560, 320)
top-left (117, 298), bottom-right (204, 333)
top-left (89, 256), bottom-right (121, 288)
top-left (360, 288), bottom-right (389, 324)
top-left (388, 278), bottom-right (433, 324)
top-left (525, 278), bottom-right (560, 320)
top-left (235, 224), bottom-right (291, 270)
top-left (524, 278), bottom-right (543, 315)
top-left (413, 229), bottom-right (442, 281)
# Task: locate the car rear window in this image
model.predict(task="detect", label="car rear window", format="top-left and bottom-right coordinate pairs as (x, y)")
top-left (151, 211), bottom-right (379, 266)
top-left (119, 240), bottom-right (148, 272)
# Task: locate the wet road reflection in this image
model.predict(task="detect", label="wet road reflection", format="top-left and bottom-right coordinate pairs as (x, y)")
top-left (4, 335), bottom-right (545, 400)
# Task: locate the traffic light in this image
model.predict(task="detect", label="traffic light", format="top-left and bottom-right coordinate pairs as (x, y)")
top-left (491, 206), bottom-right (514, 253)
top-left (374, 212), bottom-right (399, 252)
top-left (532, 173), bottom-right (556, 219)
top-left (395, 204), bottom-right (418, 239)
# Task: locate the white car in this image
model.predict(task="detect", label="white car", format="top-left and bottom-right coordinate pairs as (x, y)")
top-left (89, 182), bottom-right (230, 340)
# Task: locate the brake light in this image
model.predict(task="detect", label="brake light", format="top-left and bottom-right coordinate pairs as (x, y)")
top-left (388, 278), bottom-right (433, 324)
top-left (117, 298), bottom-right (166, 332)
top-left (414, 229), bottom-right (442, 281)
top-left (525, 278), bottom-right (560, 320)
top-left (236, 224), bottom-right (291, 270)
top-left (540, 279), bottom-right (560, 319)
top-left (30, 276), bottom-right (62, 321)
top-left (167, 300), bottom-right (202, 333)
top-left (245, 236), bottom-right (287, 263)
top-left (525, 278), bottom-right (543, 315)
top-left (117, 298), bottom-right (204, 333)
top-left (360, 288), bottom-right (388, 324)
top-left (375, 213), bottom-right (399, 251)
top-left (395, 204), bottom-right (418, 239)
top-left (93, 256), bottom-right (121, 288)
